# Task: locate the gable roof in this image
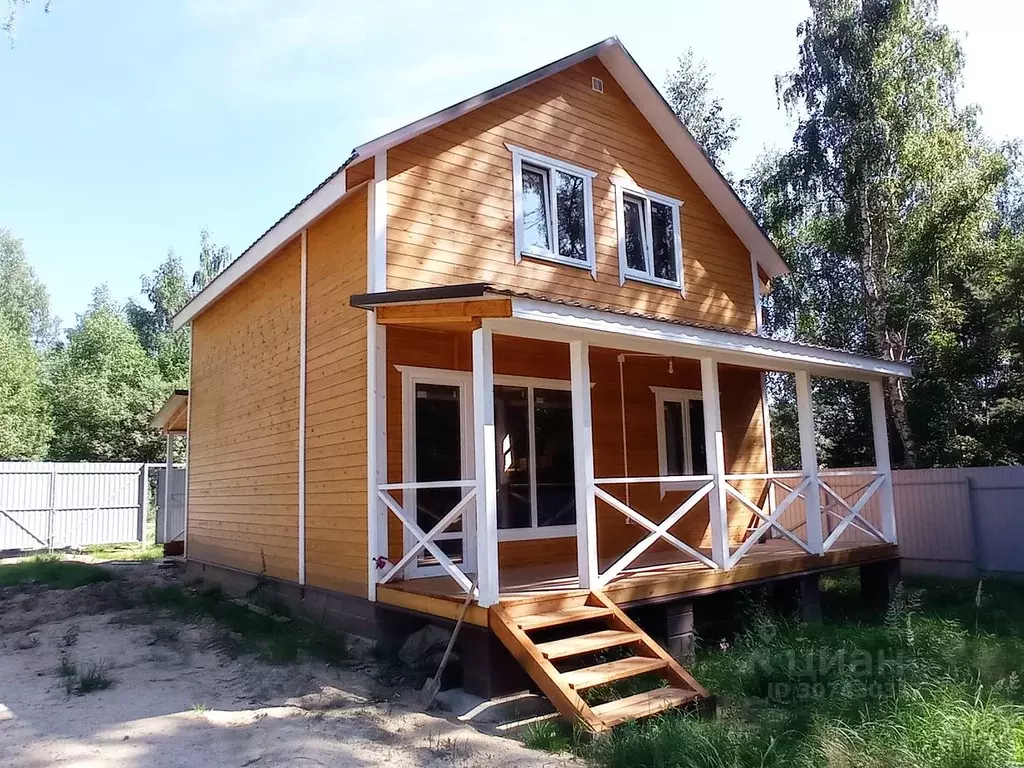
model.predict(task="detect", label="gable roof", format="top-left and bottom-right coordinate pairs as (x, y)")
top-left (173, 37), bottom-right (787, 331)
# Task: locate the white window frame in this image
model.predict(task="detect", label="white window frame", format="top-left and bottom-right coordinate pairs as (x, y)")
top-left (651, 386), bottom-right (705, 497)
top-left (397, 366), bottom-right (577, 543)
top-left (509, 144), bottom-right (597, 276)
top-left (493, 373), bottom-right (577, 541)
top-left (398, 366), bottom-right (477, 580)
top-left (614, 178), bottom-right (684, 293)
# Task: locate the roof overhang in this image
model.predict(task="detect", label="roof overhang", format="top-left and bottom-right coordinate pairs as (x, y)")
top-left (151, 390), bottom-right (189, 434)
top-left (352, 287), bottom-right (911, 380)
top-left (496, 298), bottom-right (911, 381)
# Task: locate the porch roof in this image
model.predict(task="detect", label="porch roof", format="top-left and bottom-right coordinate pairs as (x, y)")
top-left (350, 284), bottom-right (912, 381)
top-left (151, 389), bottom-right (189, 434)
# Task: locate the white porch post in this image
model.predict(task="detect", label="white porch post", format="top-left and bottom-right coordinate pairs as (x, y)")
top-left (870, 379), bottom-right (898, 544)
top-left (795, 371), bottom-right (824, 554)
top-left (163, 433), bottom-right (174, 545)
top-left (472, 326), bottom-right (500, 606)
top-left (570, 340), bottom-right (598, 589)
top-left (700, 358), bottom-right (730, 569)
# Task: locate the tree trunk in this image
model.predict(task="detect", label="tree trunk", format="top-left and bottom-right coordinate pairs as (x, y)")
top-left (859, 188), bottom-right (918, 468)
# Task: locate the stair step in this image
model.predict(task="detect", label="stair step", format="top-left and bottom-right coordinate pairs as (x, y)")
top-left (535, 630), bottom-right (640, 660)
top-left (592, 687), bottom-right (699, 727)
top-left (560, 656), bottom-right (669, 690)
top-left (516, 606), bottom-right (614, 632)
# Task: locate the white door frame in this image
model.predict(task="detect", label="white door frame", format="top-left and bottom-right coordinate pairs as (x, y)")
top-left (398, 366), bottom-right (476, 579)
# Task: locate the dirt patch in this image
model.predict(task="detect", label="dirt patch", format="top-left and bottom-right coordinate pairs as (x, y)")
top-left (0, 565), bottom-right (578, 767)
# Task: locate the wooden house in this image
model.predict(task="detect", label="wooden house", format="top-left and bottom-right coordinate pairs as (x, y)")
top-left (170, 38), bottom-right (909, 730)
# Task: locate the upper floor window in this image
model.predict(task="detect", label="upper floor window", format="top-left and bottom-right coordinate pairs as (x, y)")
top-left (509, 145), bottom-right (596, 274)
top-left (614, 180), bottom-right (684, 292)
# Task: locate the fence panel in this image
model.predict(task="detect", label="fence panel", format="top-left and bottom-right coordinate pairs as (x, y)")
top-left (0, 462), bottom-right (145, 551)
top-left (154, 467), bottom-right (186, 544)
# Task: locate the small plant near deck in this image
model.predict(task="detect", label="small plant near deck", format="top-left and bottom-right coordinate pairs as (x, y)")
top-left (190, 702), bottom-right (209, 713)
top-left (0, 556), bottom-right (113, 589)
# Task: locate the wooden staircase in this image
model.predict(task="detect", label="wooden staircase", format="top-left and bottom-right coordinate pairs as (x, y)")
top-left (490, 590), bottom-right (709, 733)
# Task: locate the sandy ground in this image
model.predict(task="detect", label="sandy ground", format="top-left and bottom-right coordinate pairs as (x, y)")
top-left (0, 566), bottom-right (577, 768)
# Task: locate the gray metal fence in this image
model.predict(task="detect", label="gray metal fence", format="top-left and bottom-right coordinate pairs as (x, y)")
top-left (892, 466), bottom-right (1024, 578)
top-left (0, 462), bottom-right (146, 552)
top-left (153, 466), bottom-right (186, 544)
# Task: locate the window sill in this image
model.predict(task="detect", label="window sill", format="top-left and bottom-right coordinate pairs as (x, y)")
top-left (623, 271), bottom-right (683, 292)
top-left (497, 524), bottom-right (576, 542)
top-left (520, 249), bottom-right (595, 274)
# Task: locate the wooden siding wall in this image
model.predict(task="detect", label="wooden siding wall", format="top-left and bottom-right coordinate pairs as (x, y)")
top-left (188, 187), bottom-right (370, 595)
top-left (385, 58), bottom-right (756, 332)
top-left (385, 327), bottom-right (768, 569)
top-left (304, 185), bottom-right (369, 594)
top-left (188, 240), bottom-right (302, 581)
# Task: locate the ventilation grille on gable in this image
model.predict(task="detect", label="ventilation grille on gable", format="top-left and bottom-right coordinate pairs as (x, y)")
top-left (592, 76), bottom-right (604, 93)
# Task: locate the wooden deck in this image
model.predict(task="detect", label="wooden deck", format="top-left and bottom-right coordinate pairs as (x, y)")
top-left (376, 539), bottom-right (899, 627)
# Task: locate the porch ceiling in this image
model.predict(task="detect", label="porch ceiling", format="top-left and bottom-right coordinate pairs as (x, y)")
top-left (350, 285), bottom-right (911, 381)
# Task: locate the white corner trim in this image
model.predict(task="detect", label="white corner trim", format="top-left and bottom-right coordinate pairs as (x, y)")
top-left (500, 298), bottom-right (913, 380)
top-left (612, 179), bottom-right (684, 296)
top-left (298, 229), bottom-right (308, 585)
top-left (508, 144), bottom-right (597, 277)
top-left (751, 253), bottom-right (764, 336)
top-left (183, 334), bottom-right (192, 559)
top-left (371, 152), bottom-right (388, 292)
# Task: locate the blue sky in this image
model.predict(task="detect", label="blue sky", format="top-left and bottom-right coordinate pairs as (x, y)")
top-left (1, 0), bottom-right (1019, 329)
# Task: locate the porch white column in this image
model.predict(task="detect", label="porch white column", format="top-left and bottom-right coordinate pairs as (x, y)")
top-left (366, 319), bottom-right (388, 601)
top-left (163, 433), bottom-right (174, 545)
top-left (869, 379), bottom-right (898, 544)
top-left (700, 358), bottom-right (730, 569)
top-left (569, 340), bottom-right (598, 589)
top-left (472, 326), bottom-right (500, 606)
top-left (795, 371), bottom-right (824, 554)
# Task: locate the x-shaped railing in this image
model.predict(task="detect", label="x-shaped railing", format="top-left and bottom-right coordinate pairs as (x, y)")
top-left (376, 480), bottom-right (477, 596)
top-left (593, 475), bottom-right (718, 586)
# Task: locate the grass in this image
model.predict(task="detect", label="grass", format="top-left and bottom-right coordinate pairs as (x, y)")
top-left (523, 572), bottom-right (1024, 768)
top-left (141, 582), bottom-right (352, 666)
top-left (0, 556), bottom-right (113, 589)
top-left (83, 542), bottom-right (163, 562)
top-left (56, 655), bottom-right (116, 696)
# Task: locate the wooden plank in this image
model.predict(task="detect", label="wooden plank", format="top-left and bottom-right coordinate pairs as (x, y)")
top-left (560, 656), bottom-right (668, 690)
top-left (515, 605), bottom-right (613, 631)
top-left (490, 604), bottom-right (605, 732)
top-left (376, 299), bottom-right (512, 326)
top-left (589, 591), bottom-right (708, 697)
top-left (376, 584), bottom-right (489, 627)
top-left (591, 687), bottom-right (698, 728)
top-left (535, 629), bottom-right (639, 660)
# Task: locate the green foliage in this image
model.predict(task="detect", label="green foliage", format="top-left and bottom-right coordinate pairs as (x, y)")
top-left (0, 556), bottom-right (113, 589)
top-left (750, 0), bottom-right (1024, 468)
top-left (0, 229), bottom-right (55, 346)
top-left (664, 49), bottom-right (739, 168)
top-left (191, 229), bottom-right (232, 293)
top-left (44, 290), bottom-right (169, 461)
top-left (0, 318), bottom-right (51, 458)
